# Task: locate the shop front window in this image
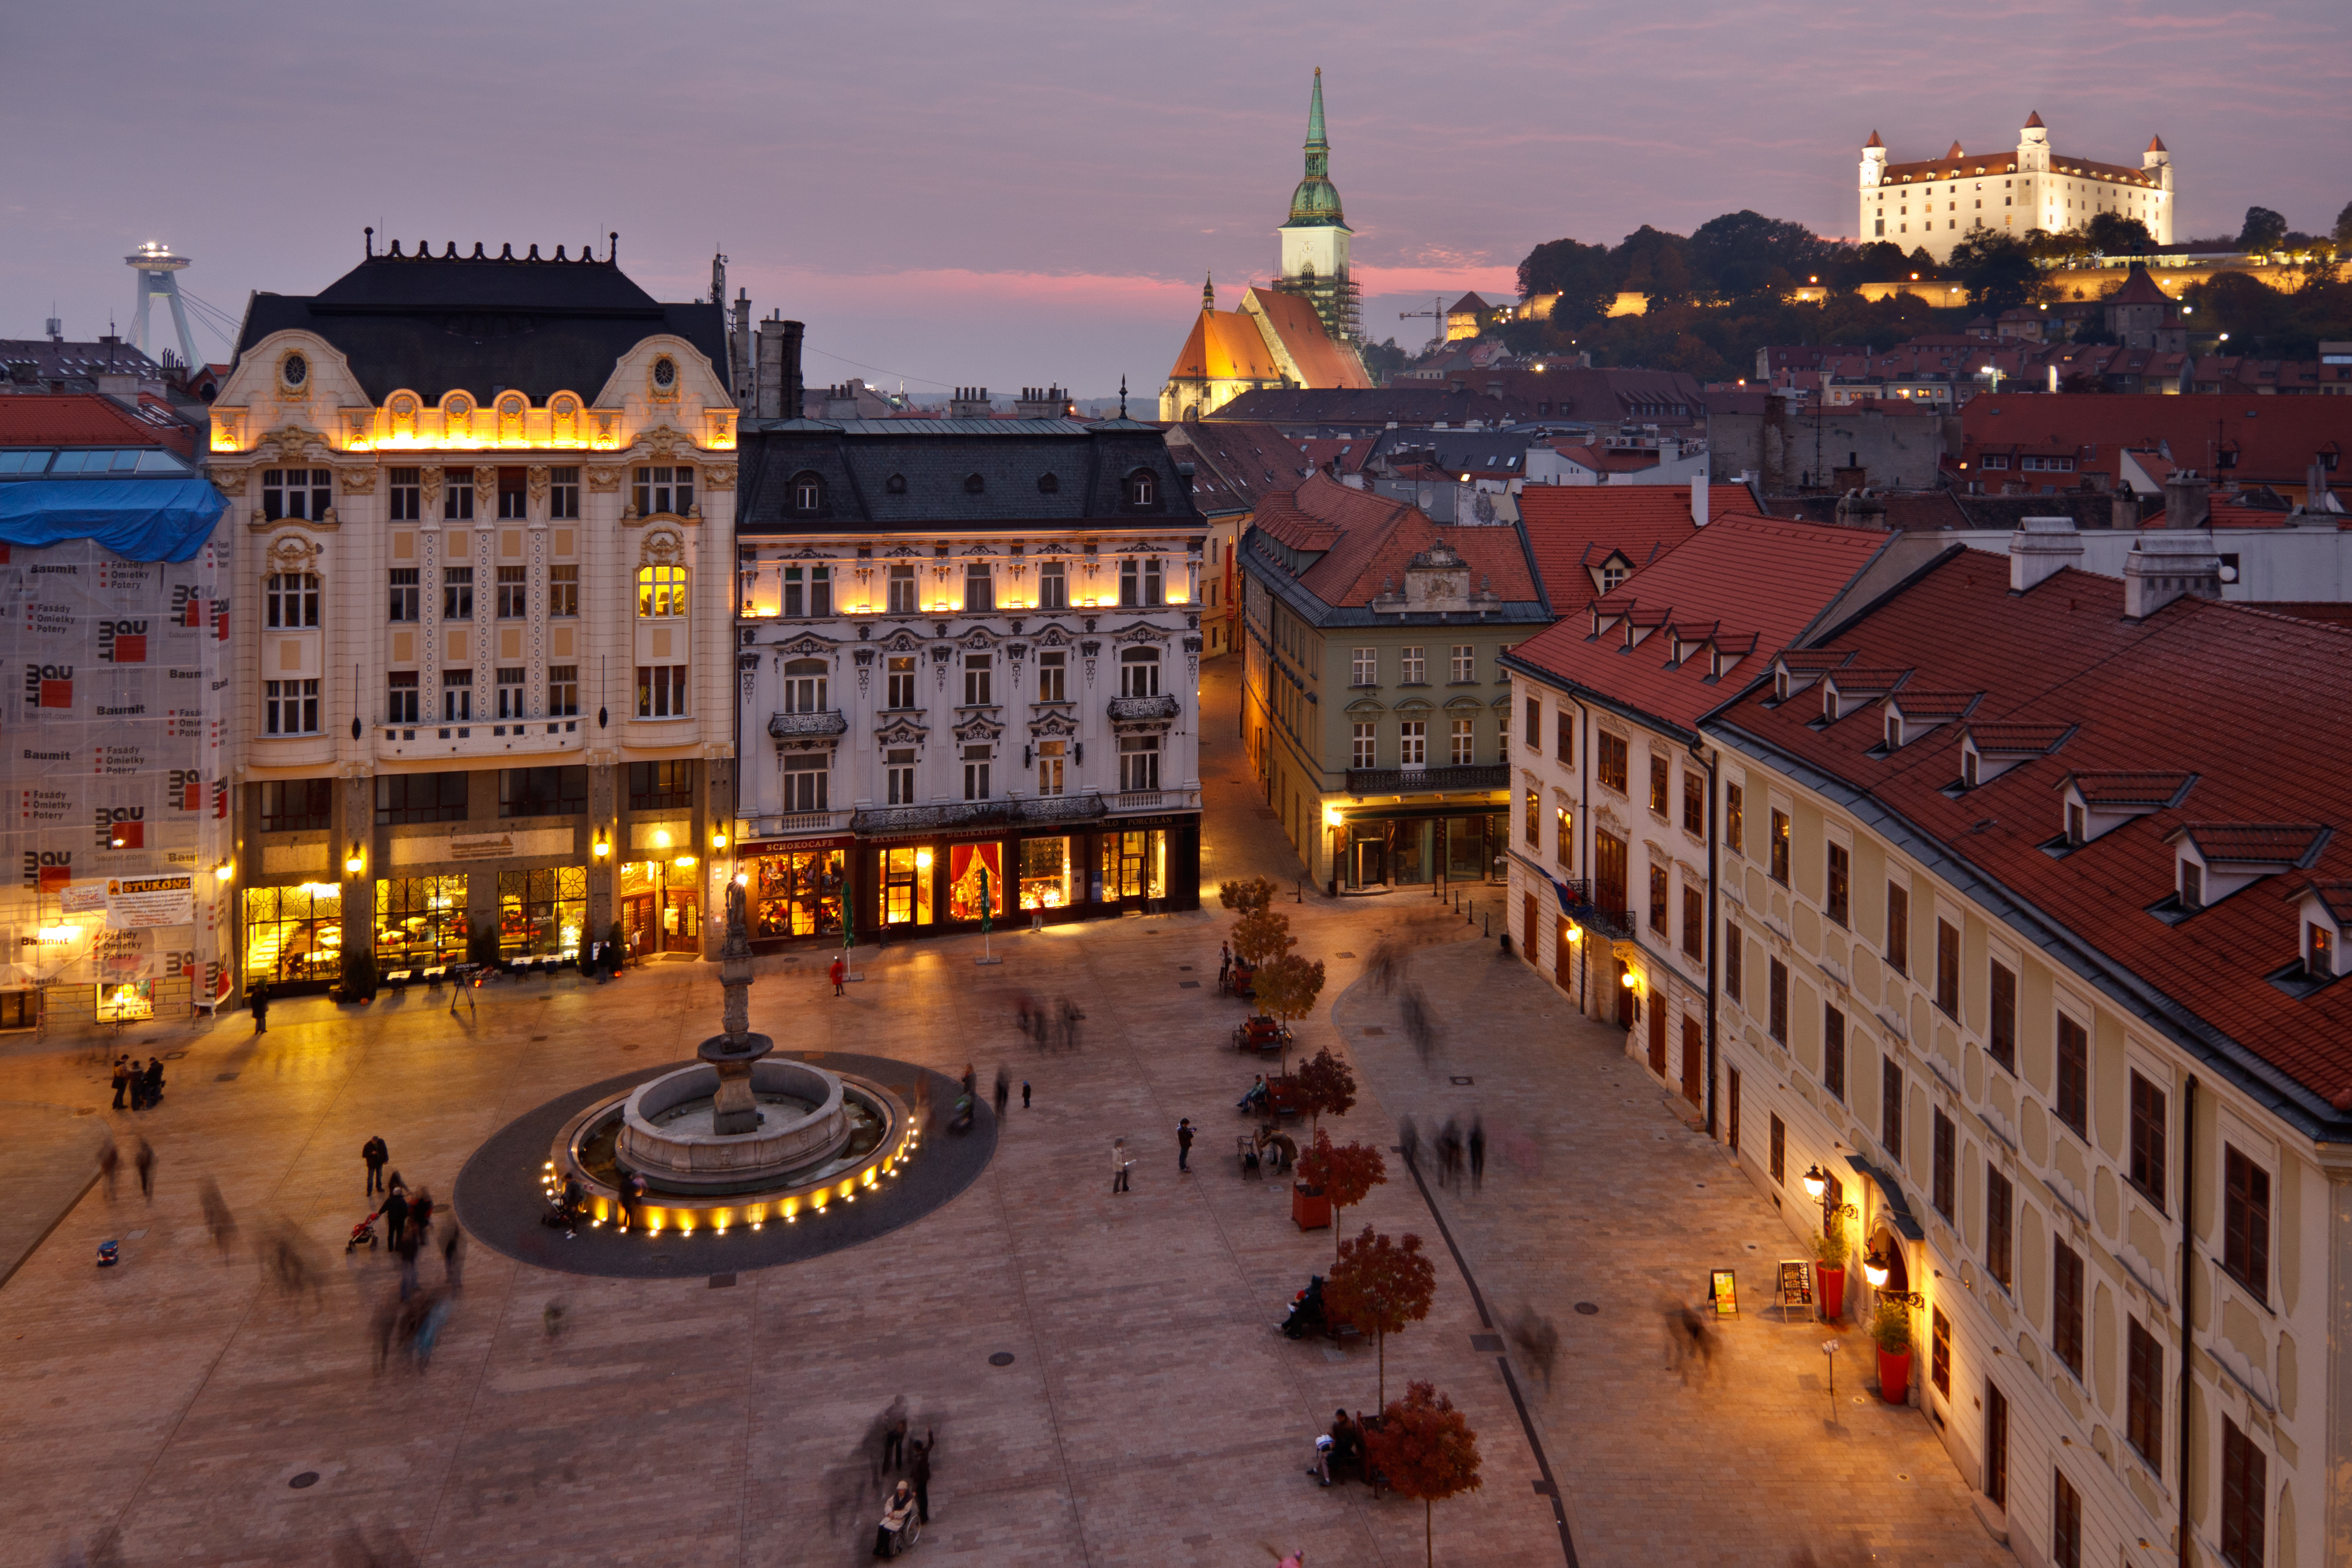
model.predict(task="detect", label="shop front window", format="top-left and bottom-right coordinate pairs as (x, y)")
top-left (753, 848), bottom-right (844, 938)
top-left (243, 883), bottom-right (343, 986)
top-left (376, 875), bottom-right (468, 969)
top-left (1444, 815), bottom-right (1497, 881)
top-left (499, 867), bottom-right (586, 957)
top-left (1099, 830), bottom-right (1167, 902)
top-left (98, 980), bottom-right (155, 1023)
top-left (948, 843), bottom-right (1009, 922)
top-left (1020, 837), bottom-right (1073, 910)
top-left (882, 846), bottom-right (935, 926)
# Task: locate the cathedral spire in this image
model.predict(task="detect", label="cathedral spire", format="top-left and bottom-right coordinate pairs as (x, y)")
top-left (1306, 66), bottom-right (1328, 154)
top-left (1285, 68), bottom-right (1344, 227)
top-left (1203, 272), bottom-right (1215, 313)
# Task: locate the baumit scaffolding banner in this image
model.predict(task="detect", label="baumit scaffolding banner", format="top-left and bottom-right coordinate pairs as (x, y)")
top-left (0, 534), bottom-right (230, 1015)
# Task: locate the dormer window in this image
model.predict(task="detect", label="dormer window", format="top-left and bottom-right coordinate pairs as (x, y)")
top-left (2180, 859), bottom-right (2202, 910)
top-left (1127, 469), bottom-right (1159, 507)
top-left (2311, 924), bottom-right (2334, 974)
top-left (2067, 802), bottom-right (2087, 845)
top-left (1775, 671), bottom-right (1790, 700)
top-left (1963, 748), bottom-right (1981, 788)
top-left (1885, 714), bottom-right (1902, 750)
top-left (790, 471), bottom-right (825, 515)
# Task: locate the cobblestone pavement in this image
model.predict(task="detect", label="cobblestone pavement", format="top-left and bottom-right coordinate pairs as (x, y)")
top-left (0, 657), bottom-right (2009, 1568)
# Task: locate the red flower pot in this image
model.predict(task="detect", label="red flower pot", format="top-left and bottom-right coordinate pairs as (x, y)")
top-left (1814, 1263), bottom-right (1845, 1321)
top-left (1877, 1344), bottom-right (1912, 1404)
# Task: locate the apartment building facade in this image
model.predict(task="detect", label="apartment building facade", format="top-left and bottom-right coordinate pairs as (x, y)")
top-left (212, 240), bottom-right (738, 988)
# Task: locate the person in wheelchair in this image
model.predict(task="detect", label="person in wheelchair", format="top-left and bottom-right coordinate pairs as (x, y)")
top-left (874, 1479), bottom-right (919, 1557)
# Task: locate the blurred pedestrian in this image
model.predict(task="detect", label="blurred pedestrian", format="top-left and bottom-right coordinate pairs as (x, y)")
top-left (395, 1219), bottom-right (422, 1301)
top-left (440, 1224), bottom-right (464, 1291)
top-left (1508, 1304), bottom-right (1558, 1393)
top-left (1020, 1080), bottom-right (1031, 1109)
top-left (133, 1137), bottom-right (155, 1202)
top-left (408, 1188), bottom-right (435, 1247)
top-left (1469, 1116), bottom-right (1486, 1192)
top-left (830, 955), bottom-right (847, 996)
top-left (992, 1067), bottom-right (1008, 1120)
top-left (110, 1056), bottom-right (131, 1110)
top-left (1111, 1137), bottom-right (1131, 1193)
top-left (362, 1135), bottom-right (389, 1196)
top-left (1398, 1114), bottom-right (1420, 1173)
top-left (198, 1176), bottom-right (237, 1256)
top-left (908, 1429), bottom-right (936, 1523)
top-left (142, 1056), bottom-right (164, 1106)
top-left (250, 981), bottom-right (269, 1034)
top-left (97, 1137), bottom-right (120, 1201)
top-left (880, 1397), bottom-right (909, 1471)
top-left (1058, 997), bottom-right (1078, 1052)
top-left (1437, 1119), bottom-right (1463, 1190)
top-left (1176, 1118), bottom-right (1194, 1173)
top-left (541, 1300), bottom-right (566, 1341)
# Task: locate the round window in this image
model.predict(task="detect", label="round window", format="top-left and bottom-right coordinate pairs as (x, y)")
top-left (282, 354), bottom-right (307, 388)
top-left (552, 396), bottom-right (576, 417)
top-left (447, 394), bottom-right (471, 419)
top-left (886, 473), bottom-right (907, 494)
top-left (390, 394), bottom-right (415, 418)
top-left (653, 357), bottom-right (677, 389)
top-left (499, 395), bottom-right (523, 418)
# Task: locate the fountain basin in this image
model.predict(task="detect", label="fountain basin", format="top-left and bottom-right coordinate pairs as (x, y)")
top-left (618, 1058), bottom-right (850, 1192)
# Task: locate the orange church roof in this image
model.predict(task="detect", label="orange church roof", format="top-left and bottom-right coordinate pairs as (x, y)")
top-left (1243, 287), bottom-right (1371, 391)
top-left (1167, 307), bottom-right (1282, 384)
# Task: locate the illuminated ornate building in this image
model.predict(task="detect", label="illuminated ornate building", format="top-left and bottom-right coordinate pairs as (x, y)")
top-left (209, 238), bottom-right (739, 990)
top-left (1859, 112), bottom-right (2173, 264)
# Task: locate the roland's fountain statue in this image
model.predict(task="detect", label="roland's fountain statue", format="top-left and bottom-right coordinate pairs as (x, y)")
top-left (701, 879), bottom-right (769, 1133)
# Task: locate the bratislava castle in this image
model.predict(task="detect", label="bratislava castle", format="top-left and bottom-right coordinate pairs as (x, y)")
top-left (1859, 111), bottom-right (2173, 264)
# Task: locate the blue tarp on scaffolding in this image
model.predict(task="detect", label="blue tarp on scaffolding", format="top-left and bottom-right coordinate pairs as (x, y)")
top-left (0, 477), bottom-right (225, 563)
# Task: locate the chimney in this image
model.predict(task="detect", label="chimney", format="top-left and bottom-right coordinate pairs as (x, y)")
top-left (752, 317), bottom-right (805, 421)
top-left (2110, 488), bottom-right (2141, 530)
top-left (730, 287), bottom-right (752, 411)
top-left (1689, 481), bottom-right (1709, 528)
top-left (2160, 470), bottom-right (2210, 529)
top-left (2009, 514), bottom-right (2084, 592)
top-left (2123, 528), bottom-right (2221, 618)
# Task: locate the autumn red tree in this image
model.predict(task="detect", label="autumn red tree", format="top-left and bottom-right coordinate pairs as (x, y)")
top-left (1292, 1045), bottom-right (1357, 1135)
top-left (1368, 1381), bottom-right (1484, 1568)
top-left (1323, 1225), bottom-right (1436, 1407)
top-left (1296, 1131), bottom-right (1386, 1258)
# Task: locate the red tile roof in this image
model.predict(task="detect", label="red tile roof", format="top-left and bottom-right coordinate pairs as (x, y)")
top-left (1252, 471), bottom-right (1538, 609)
top-left (2172, 823), bottom-right (2329, 866)
top-left (1506, 514), bottom-right (1893, 733)
top-left (1959, 394), bottom-right (2352, 495)
top-left (1243, 287), bottom-right (1372, 391)
top-left (1517, 485), bottom-right (1757, 612)
top-left (0, 392), bottom-right (195, 455)
top-left (1706, 553), bottom-right (2352, 1113)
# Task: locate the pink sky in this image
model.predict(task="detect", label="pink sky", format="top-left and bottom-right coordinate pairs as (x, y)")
top-left (4, 1), bottom-right (2344, 399)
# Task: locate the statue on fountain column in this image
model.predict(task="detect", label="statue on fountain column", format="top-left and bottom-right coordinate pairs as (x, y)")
top-left (701, 873), bottom-right (772, 1132)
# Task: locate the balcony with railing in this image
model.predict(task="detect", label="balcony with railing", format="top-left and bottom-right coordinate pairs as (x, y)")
top-left (740, 808), bottom-right (856, 841)
top-left (1549, 876), bottom-right (1634, 939)
top-left (768, 709), bottom-right (849, 741)
top-left (1342, 764), bottom-right (1509, 795)
top-left (1106, 694), bottom-right (1181, 723)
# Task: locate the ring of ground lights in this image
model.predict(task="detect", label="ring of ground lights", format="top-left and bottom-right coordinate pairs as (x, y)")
top-left (542, 1068), bottom-right (917, 1238)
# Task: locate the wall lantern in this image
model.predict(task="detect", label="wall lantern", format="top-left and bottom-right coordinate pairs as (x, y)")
top-left (592, 833), bottom-right (611, 859)
top-left (344, 842), bottom-right (366, 876)
top-left (215, 862), bottom-right (235, 883)
top-left (1801, 1163), bottom-right (1828, 1202)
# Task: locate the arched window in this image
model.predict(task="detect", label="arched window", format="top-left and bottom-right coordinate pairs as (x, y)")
top-left (886, 472), bottom-right (908, 494)
top-left (1127, 469), bottom-right (1157, 507)
top-left (1119, 646), bottom-right (1160, 698)
top-left (1037, 471), bottom-right (1060, 494)
top-left (963, 473), bottom-right (986, 494)
top-left (782, 658), bottom-right (828, 714)
top-left (636, 564), bottom-right (687, 618)
top-left (791, 471), bottom-right (825, 515)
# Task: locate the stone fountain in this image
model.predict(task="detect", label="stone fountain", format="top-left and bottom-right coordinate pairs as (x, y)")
top-left (610, 881), bottom-right (856, 1193)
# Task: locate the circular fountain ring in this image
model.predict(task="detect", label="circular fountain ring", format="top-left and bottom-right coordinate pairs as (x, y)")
top-left (618, 1057), bottom-right (853, 1192)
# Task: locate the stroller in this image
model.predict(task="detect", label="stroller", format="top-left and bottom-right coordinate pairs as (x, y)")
top-left (346, 1208), bottom-right (382, 1253)
top-left (1279, 1275), bottom-right (1329, 1340)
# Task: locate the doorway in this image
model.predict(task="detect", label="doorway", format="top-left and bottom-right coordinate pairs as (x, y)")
top-left (1681, 1015), bottom-right (1703, 1105)
top-left (1647, 989), bottom-right (1666, 1074)
top-left (1616, 958), bottom-right (1635, 1028)
top-left (1355, 837), bottom-right (1387, 888)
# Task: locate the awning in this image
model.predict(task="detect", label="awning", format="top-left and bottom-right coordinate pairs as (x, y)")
top-left (1844, 1153), bottom-right (1926, 1242)
top-left (0, 476), bottom-right (225, 563)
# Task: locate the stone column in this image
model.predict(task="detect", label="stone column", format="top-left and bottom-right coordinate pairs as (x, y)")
top-left (702, 754), bottom-right (735, 960)
top-left (587, 761), bottom-right (617, 951)
top-left (339, 771), bottom-right (373, 990)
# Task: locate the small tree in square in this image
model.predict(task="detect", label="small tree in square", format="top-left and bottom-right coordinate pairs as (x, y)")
top-left (1250, 951), bottom-right (1324, 1073)
top-left (1229, 906), bottom-right (1296, 970)
top-left (1217, 876), bottom-right (1279, 915)
top-left (1324, 1225), bottom-right (1436, 1408)
top-left (1293, 1045), bottom-right (1357, 1135)
top-left (1295, 1131), bottom-right (1386, 1258)
top-left (1368, 1380), bottom-right (1484, 1568)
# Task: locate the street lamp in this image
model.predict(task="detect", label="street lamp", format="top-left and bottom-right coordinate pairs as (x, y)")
top-left (344, 841), bottom-right (366, 876)
top-left (1863, 1243), bottom-right (1925, 1308)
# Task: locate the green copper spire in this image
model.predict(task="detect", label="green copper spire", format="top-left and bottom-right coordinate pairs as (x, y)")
top-left (1286, 67), bottom-right (1346, 228)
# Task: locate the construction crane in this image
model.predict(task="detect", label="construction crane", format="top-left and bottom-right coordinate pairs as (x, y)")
top-left (1398, 296), bottom-right (1445, 355)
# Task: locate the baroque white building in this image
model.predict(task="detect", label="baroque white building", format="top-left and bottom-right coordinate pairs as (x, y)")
top-left (1860, 113), bottom-right (2173, 263)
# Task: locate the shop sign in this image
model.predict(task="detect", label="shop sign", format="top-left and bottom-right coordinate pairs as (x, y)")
top-left (740, 836), bottom-right (855, 854)
top-left (1709, 1268), bottom-right (1738, 1317)
top-left (449, 834), bottom-right (514, 861)
top-left (1100, 814), bottom-right (1191, 830)
top-left (1778, 1260), bottom-right (1812, 1312)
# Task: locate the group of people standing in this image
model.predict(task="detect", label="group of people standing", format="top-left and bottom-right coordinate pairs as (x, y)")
top-left (109, 1054), bottom-right (166, 1111)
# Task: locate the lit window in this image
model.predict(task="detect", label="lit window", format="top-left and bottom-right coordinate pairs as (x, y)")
top-left (636, 565), bottom-right (687, 618)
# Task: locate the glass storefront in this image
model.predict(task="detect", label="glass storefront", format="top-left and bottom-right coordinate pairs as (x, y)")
top-left (1099, 830), bottom-right (1167, 903)
top-left (947, 844), bottom-right (1009, 922)
top-left (377, 875), bottom-right (469, 969)
top-left (620, 859), bottom-right (700, 955)
top-left (881, 846), bottom-right (934, 926)
top-left (1342, 813), bottom-right (1506, 890)
top-left (243, 883), bottom-right (343, 986)
top-left (1020, 837), bottom-right (1074, 911)
top-left (499, 867), bottom-right (587, 958)
top-left (1445, 815), bottom-right (1500, 881)
top-left (98, 980), bottom-right (154, 1023)
top-left (753, 848), bottom-right (844, 938)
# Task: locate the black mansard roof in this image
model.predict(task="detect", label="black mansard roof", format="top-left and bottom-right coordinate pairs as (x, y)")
top-left (736, 416), bottom-right (1204, 535)
top-left (233, 244), bottom-right (728, 404)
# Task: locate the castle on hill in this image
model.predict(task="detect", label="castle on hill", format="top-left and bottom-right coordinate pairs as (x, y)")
top-left (1859, 111), bottom-right (2173, 264)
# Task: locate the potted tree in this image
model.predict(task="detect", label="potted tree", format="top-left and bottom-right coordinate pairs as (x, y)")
top-left (1293, 1046), bottom-right (1357, 1137)
top-left (1252, 954), bottom-right (1326, 1078)
top-left (1324, 1226), bottom-right (1436, 1407)
top-left (1872, 1299), bottom-right (1913, 1405)
top-left (1218, 877), bottom-right (1279, 996)
top-left (1811, 1201), bottom-right (1857, 1322)
top-left (1294, 1131), bottom-right (1386, 1250)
